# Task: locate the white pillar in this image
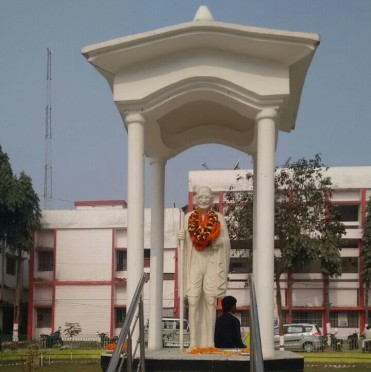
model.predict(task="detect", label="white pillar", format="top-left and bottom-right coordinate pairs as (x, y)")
top-left (252, 153), bottom-right (258, 275)
top-left (148, 157), bottom-right (166, 350)
top-left (125, 112), bottom-right (145, 308)
top-left (254, 108), bottom-right (277, 357)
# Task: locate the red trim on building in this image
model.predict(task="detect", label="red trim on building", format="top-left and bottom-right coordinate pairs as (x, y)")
top-left (111, 229), bottom-right (115, 337)
top-left (236, 306), bottom-right (250, 311)
top-left (322, 192), bottom-right (330, 334)
top-left (286, 272), bottom-right (293, 323)
top-left (27, 233), bottom-right (35, 339)
top-left (51, 229), bottom-right (57, 332)
top-left (56, 281), bottom-right (112, 285)
top-left (74, 200), bottom-right (127, 208)
top-left (216, 298), bottom-right (222, 311)
top-left (188, 192), bottom-right (193, 212)
top-left (285, 306), bottom-right (363, 311)
top-left (33, 281), bottom-right (52, 286)
top-left (330, 200), bottom-right (362, 205)
top-left (322, 312), bottom-right (328, 336)
top-left (115, 278), bottom-right (127, 285)
top-left (361, 188), bottom-right (367, 228)
top-left (360, 188), bottom-right (367, 331)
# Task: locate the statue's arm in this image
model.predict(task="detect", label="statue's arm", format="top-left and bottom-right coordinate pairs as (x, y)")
top-left (178, 213), bottom-right (190, 241)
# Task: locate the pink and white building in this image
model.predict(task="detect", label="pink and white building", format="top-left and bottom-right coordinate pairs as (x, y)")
top-left (25, 166), bottom-right (371, 340)
top-left (29, 201), bottom-right (181, 339)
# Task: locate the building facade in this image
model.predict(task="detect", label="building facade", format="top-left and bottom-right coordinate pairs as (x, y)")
top-left (188, 166), bottom-right (371, 339)
top-left (29, 201), bottom-right (181, 339)
top-left (0, 247), bottom-right (28, 335)
top-left (25, 166), bottom-right (371, 340)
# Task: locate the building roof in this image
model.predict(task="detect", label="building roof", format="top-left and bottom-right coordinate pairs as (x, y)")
top-left (74, 200), bottom-right (127, 209)
top-left (188, 166), bottom-right (371, 192)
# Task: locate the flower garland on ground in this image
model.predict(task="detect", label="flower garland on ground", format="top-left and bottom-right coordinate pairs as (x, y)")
top-left (188, 208), bottom-right (221, 251)
top-left (187, 346), bottom-right (250, 355)
top-left (105, 341), bottom-right (127, 352)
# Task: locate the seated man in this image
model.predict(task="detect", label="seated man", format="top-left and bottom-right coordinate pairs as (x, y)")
top-left (214, 296), bottom-right (245, 349)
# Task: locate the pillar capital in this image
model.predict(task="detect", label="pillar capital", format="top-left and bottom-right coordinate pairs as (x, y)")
top-left (256, 108), bottom-right (278, 122)
top-left (124, 112), bottom-right (146, 125)
top-left (150, 157), bottom-right (167, 166)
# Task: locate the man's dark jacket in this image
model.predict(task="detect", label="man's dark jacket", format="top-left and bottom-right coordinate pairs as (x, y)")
top-left (214, 312), bottom-right (245, 348)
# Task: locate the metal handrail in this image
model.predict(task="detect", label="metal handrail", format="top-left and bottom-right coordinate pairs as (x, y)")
top-left (107, 273), bottom-right (149, 372)
top-left (248, 274), bottom-right (264, 372)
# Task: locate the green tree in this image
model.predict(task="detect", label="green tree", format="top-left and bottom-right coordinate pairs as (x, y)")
top-left (317, 202), bottom-right (344, 337)
top-left (0, 148), bottom-right (14, 303)
top-left (225, 155), bottom-right (344, 338)
top-left (0, 146), bottom-right (41, 342)
top-left (63, 322), bottom-right (82, 349)
top-left (362, 198), bottom-right (371, 326)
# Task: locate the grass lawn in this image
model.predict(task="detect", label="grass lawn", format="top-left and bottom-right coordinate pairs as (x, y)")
top-left (0, 349), bottom-right (103, 371)
top-left (1, 349), bottom-right (371, 371)
top-left (0, 348), bottom-right (102, 361)
top-left (301, 351), bottom-right (371, 364)
top-left (302, 351), bottom-right (371, 371)
top-left (0, 361), bottom-right (102, 372)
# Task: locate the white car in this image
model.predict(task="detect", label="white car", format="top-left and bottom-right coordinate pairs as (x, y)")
top-left (274, 323), bottom-right (323, 352)
top-left (145, 318), bottom-right (190, 348)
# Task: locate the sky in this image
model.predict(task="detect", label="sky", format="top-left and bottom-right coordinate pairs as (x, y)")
top-left (1, 1), bottom-right (370, 209)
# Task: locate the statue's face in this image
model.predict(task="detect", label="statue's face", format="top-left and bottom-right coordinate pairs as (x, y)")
top-left (195, 187), bottom-right (213, 211)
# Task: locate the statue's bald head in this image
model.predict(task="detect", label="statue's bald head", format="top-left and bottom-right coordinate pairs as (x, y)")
top-left (196, 186), bottom-right (213, 197)
top-left (195, 186), bottom-right (214, 212)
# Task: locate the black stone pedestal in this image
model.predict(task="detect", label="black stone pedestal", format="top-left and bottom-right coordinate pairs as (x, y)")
top-left (101, 349), bottom-right (304, 372)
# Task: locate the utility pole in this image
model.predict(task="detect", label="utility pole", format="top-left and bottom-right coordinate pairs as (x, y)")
top-left (44, 48), bottom-right (52, 209)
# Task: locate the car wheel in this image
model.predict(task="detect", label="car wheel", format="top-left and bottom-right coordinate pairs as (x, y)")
top-left (303, 342), bottom-right (314, 352)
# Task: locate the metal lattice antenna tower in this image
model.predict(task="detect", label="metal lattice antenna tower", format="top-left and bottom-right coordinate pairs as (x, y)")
top-left (43, 48), bottom-right (53, 209)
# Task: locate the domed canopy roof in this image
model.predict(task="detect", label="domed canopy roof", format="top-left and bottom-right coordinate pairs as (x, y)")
top-left (82, 6), bottom-right (319, 159)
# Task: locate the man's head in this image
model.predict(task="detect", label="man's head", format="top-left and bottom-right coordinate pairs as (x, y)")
top-left (195, 186), bottom-right (213, 212)
top-left (221, 296), bottom-right (237, 313)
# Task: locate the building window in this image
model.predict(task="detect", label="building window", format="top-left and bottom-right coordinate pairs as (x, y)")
top-left (336, 204), bottom-right (359, 222)
top-left (6, 256), bottom-right (16, 275)
top-left (162, 308), bottom-right (174, 318)
top-left (292, 311), bottom-right (323, 327)
top-left (341, 239), bottom-right (359, 249)
top-left (341, 257), bottom-right (358, 273)
top-left (144, 249), bottom-right (150, 268)
top-left (330, 311), bottom-right (358, 328)
top-left (116, 250), bottom-right (127, 271)
top-left (230, 240), bottom-right (252, 250)
top-left (38, 251), bottom-right (53, 271)
top-left (229, 257), bottom-right (251, 273)
top-left (37, 308), bottom-right (52, 328)
top-left (115, 307), bottom-right (126, 328)
top-left (163, 273), bottom-right (174, 280)
top-left (292, 260), bottom-right (321, 273)
top-left (240, 310), bottom-right (250, 327)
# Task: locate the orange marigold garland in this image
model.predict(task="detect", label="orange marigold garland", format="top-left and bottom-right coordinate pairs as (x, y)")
top-left (105, 341), bottom-right (127, 352)
top-left (187, 346), bottom-right (239, 355)
top-left (188, 208), bottom-right (220, 251)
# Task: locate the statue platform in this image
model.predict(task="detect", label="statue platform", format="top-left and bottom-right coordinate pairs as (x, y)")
top-left (100, 348), bottom-right (304, 371)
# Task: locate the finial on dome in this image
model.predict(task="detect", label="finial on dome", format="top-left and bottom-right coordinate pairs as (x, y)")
top-left (193, 5), bottom-right (214, 21)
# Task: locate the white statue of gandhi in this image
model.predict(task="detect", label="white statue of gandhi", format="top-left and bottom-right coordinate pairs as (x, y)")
top-left (178, 186), bottom-right (230, 348)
